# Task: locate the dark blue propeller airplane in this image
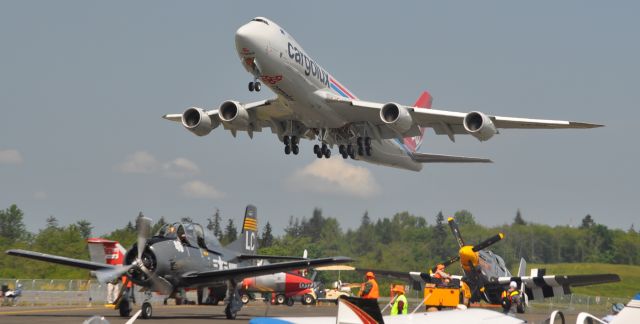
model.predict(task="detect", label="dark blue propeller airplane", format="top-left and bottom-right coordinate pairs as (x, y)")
top-left (6, 205), bottom-right (351, 319)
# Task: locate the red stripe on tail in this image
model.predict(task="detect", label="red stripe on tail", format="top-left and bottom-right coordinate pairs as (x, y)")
top-left (403, 90), bottom-right (432, 152)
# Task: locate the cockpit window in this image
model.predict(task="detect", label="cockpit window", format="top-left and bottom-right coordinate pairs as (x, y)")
top-left (252, 18), bottom-right (269, 25)
top-left (156, 223), bottom-right (177, 239)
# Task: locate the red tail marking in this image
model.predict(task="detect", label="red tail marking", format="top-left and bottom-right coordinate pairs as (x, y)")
top-left (414, 91), bottom-right (433, 109)
top-left (403, 90), bottom-right (433, 152)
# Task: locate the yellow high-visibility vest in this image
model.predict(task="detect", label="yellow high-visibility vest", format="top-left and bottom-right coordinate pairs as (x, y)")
top-left (390, 294), bottom-right (408, 315)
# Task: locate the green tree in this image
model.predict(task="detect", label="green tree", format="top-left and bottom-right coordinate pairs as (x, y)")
top-left (454, 210), bottom-right (475, 226)
top-left (260, 222), bottom-right (274, 248)
top-left (46, 216), bottom-right (59, 228)
top-left (580, 214), bottom-right (595, 229)
top-left (223, 219), bottom-right (237, 244)
top-left (514, 209), bottom-right (526, 226)
top-left (433, 211), bottom-right (448, 260)
top-left (0, 204), bottom-right (27, 244)
top-left (207, 209), bottom-right (223, 240)
top-left (75, 220), bottom-right (93, 239)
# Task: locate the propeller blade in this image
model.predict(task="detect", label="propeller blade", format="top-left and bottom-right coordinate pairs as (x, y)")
top-left (472, 233), bottom-right (504, 252)
top-left (139, 265), bottom-right (173, 295)
top-left (447, 217), bottom-right (465, 248)
top-left (136, 216), bottom-right (152, 260)
top-left (95, 265), bottom-right (133, 284)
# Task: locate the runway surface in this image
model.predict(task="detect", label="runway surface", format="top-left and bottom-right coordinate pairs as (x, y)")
top-left (0, 302), bottom-right (603, 323)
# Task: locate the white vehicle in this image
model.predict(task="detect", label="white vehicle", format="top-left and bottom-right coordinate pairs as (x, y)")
top-left (164, 17), bottom-right (601, 172)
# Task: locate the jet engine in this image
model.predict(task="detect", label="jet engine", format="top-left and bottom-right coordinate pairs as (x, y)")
top-left (380, 103), bottom-right (413, 135)
top-left (218, 100), bottom-right (250, 129)
top-left (181, 107), bottom-right (219, 136)
top-left (463, 111), bottom-right (497, 141)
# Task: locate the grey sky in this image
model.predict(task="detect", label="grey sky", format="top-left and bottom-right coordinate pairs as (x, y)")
top-left (1, 1), bottom-right (638, 236)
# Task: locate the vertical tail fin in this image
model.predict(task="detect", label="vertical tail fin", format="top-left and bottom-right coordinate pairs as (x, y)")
top-left (86, 238), bottom-right (126, 266)
top-left (403, 90), bottom-right (432, 152)
top-left (227, 205), bottom-right (258, 255)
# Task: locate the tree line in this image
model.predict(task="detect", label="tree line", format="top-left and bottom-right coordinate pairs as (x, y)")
top-left (0, 204), bottom-right (638, 279)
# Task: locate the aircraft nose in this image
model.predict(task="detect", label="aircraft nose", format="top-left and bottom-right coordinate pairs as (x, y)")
top-left (235, 22), bottom-right (265, 54)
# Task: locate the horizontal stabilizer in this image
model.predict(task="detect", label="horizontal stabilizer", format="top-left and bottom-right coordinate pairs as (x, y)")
top-left (411, 152), bottom-right (492, 163)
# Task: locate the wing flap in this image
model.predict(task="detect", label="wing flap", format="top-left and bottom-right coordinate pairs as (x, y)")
top-left (6, 249), bottom-right (116, 271)
top-left (411, 152), bottom-right (492, 163)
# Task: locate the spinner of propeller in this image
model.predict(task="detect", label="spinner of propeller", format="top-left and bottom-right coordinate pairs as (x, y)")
top-left (432, 218), bottom-right (504, 274)
top-left (96, 216), bottom-right (173, 295)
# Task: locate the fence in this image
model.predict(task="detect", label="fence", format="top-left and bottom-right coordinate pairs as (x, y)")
top-left (0, 278), bottom-right (167, 306)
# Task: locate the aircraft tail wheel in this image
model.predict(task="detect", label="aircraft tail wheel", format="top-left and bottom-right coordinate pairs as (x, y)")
top-left (141, 302), bottom-right (152, 319)
top-left (313, 144), bottom-right (320, 154)
top-left (286, 297), bottom-right (294, 307)
top-left (248, 82), bottom-right (254, 92)
top-left (254, 81), bottom-right (261, 91)
top-left (275, 294), bottom-right (286, 305)
top-left (225, 304), bottom-right (237, 319)
top-left (292, 145), bottom-right (299, 155)
top-left (284, 145), bottom-right (291, 155)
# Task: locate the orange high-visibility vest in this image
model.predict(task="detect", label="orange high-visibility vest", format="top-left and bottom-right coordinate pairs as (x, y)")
top-left (361, 279), bottom-right (379, 299)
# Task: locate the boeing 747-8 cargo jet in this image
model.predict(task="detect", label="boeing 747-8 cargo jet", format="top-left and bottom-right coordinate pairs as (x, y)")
top-left (164, 17), bottom-right (601, 171)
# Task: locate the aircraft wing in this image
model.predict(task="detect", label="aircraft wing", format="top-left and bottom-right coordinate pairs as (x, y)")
top-left (494, 273), bottom-right (620, 300)
top-left (163, 98), bottom-right (297, 136)
top-left (181, 256), bottom-right (352, 286)
top-left (6, 249), bottom-right (116, 271)
top-left (324, 95), bottom-right (602, 140)
top-left (236, 254), bottom-right (307, 261)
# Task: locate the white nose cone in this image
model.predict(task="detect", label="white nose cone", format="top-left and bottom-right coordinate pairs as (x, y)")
top-left (235, 22), bottom-right (265, 55)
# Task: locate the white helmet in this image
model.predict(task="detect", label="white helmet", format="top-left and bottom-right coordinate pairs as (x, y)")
top-left (509, 281), bottom-right (518, 289)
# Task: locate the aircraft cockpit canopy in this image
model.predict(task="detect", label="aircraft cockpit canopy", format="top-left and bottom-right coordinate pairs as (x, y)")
top-left (251, 17), bottom-right (269, 25)
top-left (155, 222), bottom-right (221, 251)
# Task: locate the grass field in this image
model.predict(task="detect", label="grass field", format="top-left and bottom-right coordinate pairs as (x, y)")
top-left (523, 263), bottom-right (640, 298)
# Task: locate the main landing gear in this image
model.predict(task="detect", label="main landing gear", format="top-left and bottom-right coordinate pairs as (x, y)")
top-left (313, 143), bottom-right (331, 159)
top-left (248, 80), bottom-right (261, 92)
top-left (283, 136), bottom-right (300, 155)
top-left (339, 137), bottom-right (372, 159)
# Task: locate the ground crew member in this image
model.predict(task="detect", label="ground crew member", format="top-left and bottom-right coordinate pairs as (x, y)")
top-left (122, 276), bottom-right (135, 304)
top-left (433, 264), bottom-right (452, 285)
top-left (501, 281), bottom-right (521, 314)
top-left (390, 285), bottom-right (408, 316)
top-left (359, 272), bottom-right (379, 299)
top-left (106, 278), bottom-right (120, 304)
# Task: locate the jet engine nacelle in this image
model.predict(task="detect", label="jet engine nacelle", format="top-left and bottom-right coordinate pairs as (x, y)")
top-left (380, 103), bottom-right (413, 135)
top-left (182, 107), bottom-right (219, 136)
top-left (218, 100), bottom-right (250, 129)
top-left (463, 111), bottom-right (497, 141)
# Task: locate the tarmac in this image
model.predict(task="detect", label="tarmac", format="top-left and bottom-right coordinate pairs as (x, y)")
top-left (0, 302), bottom-right (605, 324)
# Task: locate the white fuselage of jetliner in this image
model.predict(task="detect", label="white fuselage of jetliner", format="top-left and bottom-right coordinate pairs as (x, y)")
top-left (235, 18), bottom-right (424, 171)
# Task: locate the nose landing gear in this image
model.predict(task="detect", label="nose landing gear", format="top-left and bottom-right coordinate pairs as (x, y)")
top-left (248, 80), bottom-right (261, 92)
